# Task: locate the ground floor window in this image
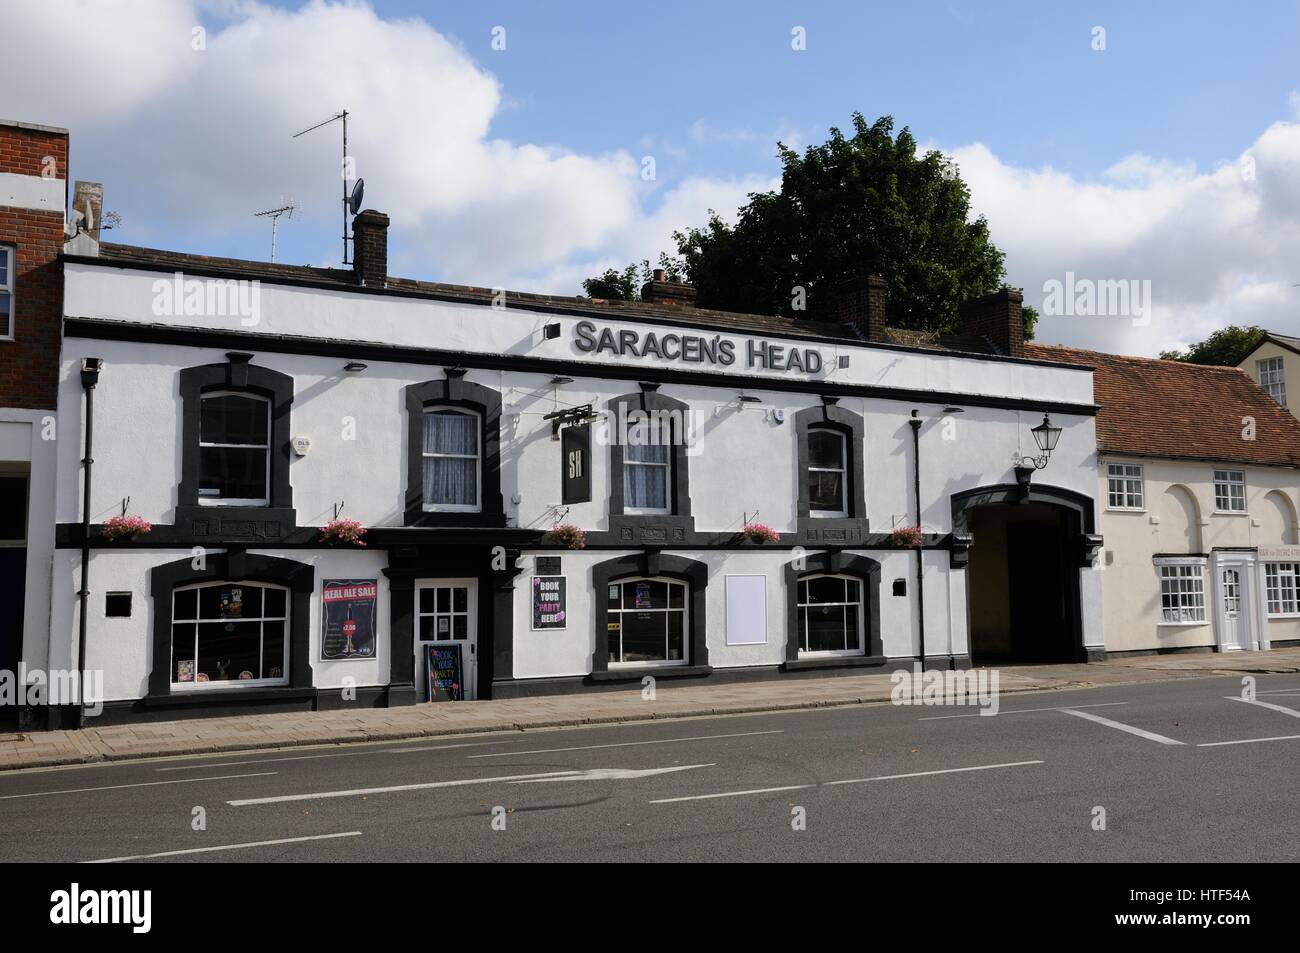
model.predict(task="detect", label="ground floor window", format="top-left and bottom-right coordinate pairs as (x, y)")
top-left (1157, 560), bottom-right (1206, 623)
top-left (1265, 562), bottom-right (1300, 616)
top-left (796, 574), bottom-right (863, 655)
top-left (606, 577), bottom-right (687, 666)
top-left (171, 582), bottom-right (289, 687)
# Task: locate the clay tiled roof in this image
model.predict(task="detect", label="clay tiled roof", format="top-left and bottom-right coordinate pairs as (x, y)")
top-left (1026, 342), bottom-right (1300, 468)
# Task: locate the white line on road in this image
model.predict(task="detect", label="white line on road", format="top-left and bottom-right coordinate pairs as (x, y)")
top-left (1057, 708), bottom-right (1184, 745)
top-left (467, 729), bottom-right (784, 758)
top-left (156, 740), bottom-right (513, 772)
top-left (919, 702), bottom-right (1129, 721)
top-left (650, 759), bottom-right (1043, 804)
top-left (0, 772), bottom-right (278, 801)
top-left (84, 831), bottom-right (362, 863)
top-left (228, 770), bottom-right (583, 805)
top-left (1227, 696), bottom-right (1300, 719)
top-left (1197, 734), bottom-right (1300, 748)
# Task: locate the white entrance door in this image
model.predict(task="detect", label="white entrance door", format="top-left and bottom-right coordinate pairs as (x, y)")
top-left (1214, 556), bottom-right (1258, 652)
top-left (414, 579), bottom-right (478, 700)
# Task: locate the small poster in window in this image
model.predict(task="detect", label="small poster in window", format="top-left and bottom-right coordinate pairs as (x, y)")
top-left (635, 582), bottom-right (651, 609)
top-left (220, 587), bottom-right (243, 619)
top-left (320, 579), bottom-right (378, 661)
top-left (531, 576), bottom-right (567, 630)
top-left (177, 660), bottom-right (195, 682)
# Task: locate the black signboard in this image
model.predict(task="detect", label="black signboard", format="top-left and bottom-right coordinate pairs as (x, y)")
top-left (424, 642), bottom-right (464, 702)
top-left (561, 424), bottom-right (591, 504)
top-left (532, 575), bottom-right (567, 629)
top-left (535, 556), bottom-right (562, 576)
top-left (320, 579), bottom-right (378, 660)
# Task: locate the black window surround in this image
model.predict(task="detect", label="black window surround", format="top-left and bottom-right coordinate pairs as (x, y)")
top-left (404, 376), bottom-right (506, 526)
top-left (607, 390), bottom-right (694, 545)
top-left (147, 551), bottom-right (314, 699)
top-left (782, 551), bottom-right (884, 668)
top-left (794, 402), bottom-right (869, 545)
top-left (176, 353), bottom-right (295, 541)
top-left (590, 552), bottom-right (708, 677)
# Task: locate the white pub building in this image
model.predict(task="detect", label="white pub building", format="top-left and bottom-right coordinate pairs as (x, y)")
top-left (43, 209), bottom-right (1108, 723)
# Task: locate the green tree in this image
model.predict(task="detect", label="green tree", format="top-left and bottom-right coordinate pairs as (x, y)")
top-left (1159, 325), bottom-right (1263, 365)
top-left (582, 254), bottom-right (685, 301)
top-left (667, 113), bottom-right (1027, 336)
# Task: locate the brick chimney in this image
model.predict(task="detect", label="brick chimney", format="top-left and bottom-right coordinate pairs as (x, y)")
top-left (958, 288), bottom-right (1024, 358)
top-left (0, 119), bottom-right (68, 412)
top-left (352, 209), bottom-right (389, 287)
top-left (834, 274), bottom-right (888, 342)
top-left (640, 269), bottom-right (697, 307)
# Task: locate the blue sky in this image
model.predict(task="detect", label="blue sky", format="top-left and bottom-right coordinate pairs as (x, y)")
top-left (6, 0), bottom-right (1300, 355)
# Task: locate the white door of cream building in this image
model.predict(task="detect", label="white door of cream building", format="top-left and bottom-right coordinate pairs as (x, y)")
top-left (1213, 552), bottom-right (1264, 652)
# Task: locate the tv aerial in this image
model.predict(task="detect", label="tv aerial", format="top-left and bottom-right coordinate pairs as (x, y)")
top-left (293, 109), bottom-right (362, 265)
top-left (253, 200), bottom-right (297, 263)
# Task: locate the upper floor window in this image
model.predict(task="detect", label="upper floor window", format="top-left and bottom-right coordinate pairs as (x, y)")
top-left (624, 418), bottom-right (671, 514)
top-left (0, 245), bottom-right (13, 340)
top-left (1258, 357), bottom-right (1286, 407)
top-left (198, 391), bottom-right (270, 506)
top-left (1213, 469), bottom-right (1246, 512)
top-left (422, 407), bottom-right (480, 512)
top-left (1106, 463), bottom-right (1144, 510)
top-left (807, 427), bottom-right (848, 517)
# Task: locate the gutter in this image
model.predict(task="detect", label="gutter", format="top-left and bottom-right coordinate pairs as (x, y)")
top-left (76, 357), bottom-right (102, 728)
top-left (908, 410), bottom-right (926, 668)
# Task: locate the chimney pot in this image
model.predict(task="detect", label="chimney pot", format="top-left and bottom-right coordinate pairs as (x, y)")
top-left (352, 209), bottom-right (390, 287)
top-left (653, 268), bottom-right (666, 282)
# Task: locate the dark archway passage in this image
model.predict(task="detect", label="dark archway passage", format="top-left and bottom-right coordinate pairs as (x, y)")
top-left (966, 501), bottom-right (1083, 664)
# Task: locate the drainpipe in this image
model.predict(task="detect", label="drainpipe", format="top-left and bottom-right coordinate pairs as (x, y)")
top-left (908, 410), bottom-right (926, 669)
top-left (76, 358), bottom-right (102, 728)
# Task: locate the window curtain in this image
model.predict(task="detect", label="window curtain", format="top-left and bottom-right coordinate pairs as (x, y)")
top-left (423, 411), bottom-right (478, 506)
top-left (624, 440), bottom-right (669, 509)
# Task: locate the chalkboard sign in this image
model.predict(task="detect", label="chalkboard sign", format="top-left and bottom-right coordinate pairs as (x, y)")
top-left (561, 424), bottom-right (591, 504)
top-left (532, 576), bottom-right (567, 629)
top-left (424, 643), bottom-right (464, 702)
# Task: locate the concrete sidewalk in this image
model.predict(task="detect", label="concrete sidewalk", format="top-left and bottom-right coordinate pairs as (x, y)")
top-left (3, 648), bottom-right (1298, 772)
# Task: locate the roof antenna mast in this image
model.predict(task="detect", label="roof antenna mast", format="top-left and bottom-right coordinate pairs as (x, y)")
top-left (293, 110), bottom-right (361, 265)
top-left (253, 201), bottom-right (296, 263)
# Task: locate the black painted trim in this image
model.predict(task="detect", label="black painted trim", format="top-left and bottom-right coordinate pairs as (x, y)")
top-left (607, 390), bottom-right (695, 544)
top-left (403, 377), bottom-right (506, 527)
top-left (65, 317), bottom-right (1101, 418)
top-left (175, 357), bottom-right (296, 540)
top-left (783, 551), bottom-right (883, 663)
top-left (590, 552), bottom-right (708, 672)
top-left (794, 403), bottom-right (870, 545)
top-left (949, 482), bottom-right (1098, 568)
top-left (146, 551), bottom-right (314, 700)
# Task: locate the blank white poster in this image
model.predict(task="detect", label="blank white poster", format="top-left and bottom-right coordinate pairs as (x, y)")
top-left (725, 574), bottom-right (767, 645)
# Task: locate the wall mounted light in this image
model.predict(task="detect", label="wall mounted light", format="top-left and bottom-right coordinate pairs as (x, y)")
top-left (837, 355), bottom-right (851, 369)
top-left (942, 405), bottom-right (964, 415)
top-left (343, 361), bottom-right (368, 373)
top-left (550, 376), bottom-right (574, 386)
top-left (1014, 413), bottom-right (1064, 499)
top-left (543, 322), bottom-right (561, 340)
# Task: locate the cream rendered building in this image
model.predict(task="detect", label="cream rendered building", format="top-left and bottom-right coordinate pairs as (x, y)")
top-left (1032, 344), bottom-right (1300, 655)
top-left (1238, 332), bottom-right (1300, 415)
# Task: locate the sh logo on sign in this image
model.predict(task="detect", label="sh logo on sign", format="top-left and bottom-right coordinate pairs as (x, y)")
top-left (50, 883), bottom-right (152, 933)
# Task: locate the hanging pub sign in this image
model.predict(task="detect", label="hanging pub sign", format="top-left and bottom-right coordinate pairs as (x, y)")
top-left (532, 575), bottom-right (567, 630)
top-left (561, 423), bottom-right (591, 504)
top-left (320, 579), bottom-right (378, 661)
top-left (424, 642), bottom-right (464, 702)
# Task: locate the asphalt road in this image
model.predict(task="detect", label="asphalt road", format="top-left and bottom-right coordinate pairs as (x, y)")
top-left (3, 674), bottom-right (1299, 863)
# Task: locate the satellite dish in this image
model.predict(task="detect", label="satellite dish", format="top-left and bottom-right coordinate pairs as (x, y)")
top-left (348, 178), bottom-right (365, 215)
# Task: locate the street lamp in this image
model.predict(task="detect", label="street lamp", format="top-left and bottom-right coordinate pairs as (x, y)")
top-left (1014, 414), bottom-right (1063, 499)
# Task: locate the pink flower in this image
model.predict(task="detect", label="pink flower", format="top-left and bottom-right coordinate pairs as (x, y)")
top-left (542, 523), bottom-right (586, 550)
top-left (890, 525), bottom-right (924, 547)
top-left (320, 518), bottom-right (368, 547)
top-left (101, 514), bottom-right (152, 541)
top-left (742, 522), bottom-right (779, 543)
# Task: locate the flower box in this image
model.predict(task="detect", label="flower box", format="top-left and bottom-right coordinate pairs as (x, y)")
top-left (101, 514), bottom-right (152, 541)
top-left (319, 518), bottom-right (368, 547)
top-left (542, 523), bottom-right (586, 549)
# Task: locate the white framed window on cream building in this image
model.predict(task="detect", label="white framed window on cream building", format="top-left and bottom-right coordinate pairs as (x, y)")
top-left (1106, 463), bottom-right (1144, 510)
top-left (1264, 562), bottom-right (1300, 617)
top-left (1257, 356), bottom-right (1286, 406)
top-left (1155, 557), bottom-right (1207, 624)
top-left (1212, 469), bottom-right (1246, 513)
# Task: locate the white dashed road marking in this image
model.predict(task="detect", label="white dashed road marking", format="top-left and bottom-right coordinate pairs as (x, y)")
top-left (1057, 708), bottom-right (1184, 745)
top-left (85, 831), bottom-right (362, 863)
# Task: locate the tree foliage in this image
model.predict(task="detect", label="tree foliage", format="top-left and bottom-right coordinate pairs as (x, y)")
top-left (581, 254), bottom-right (685, 301)
top-left (1159, 326), bottom-right (1264, 366)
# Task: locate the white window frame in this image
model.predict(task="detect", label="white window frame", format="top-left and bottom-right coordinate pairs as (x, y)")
top-left (1106, 462), bottom-right (1145, 510)
top-left (1257, 356), bottom-right (1286, 407)
top-left (607, 576), bottom-right (689, 669)
top-left (422, 406), bottom-right (482, 513)
top-left (0, 245), bottom-right (13, 340)
top-left (623, 418), bottom-right (672, 516)
top-left (1264, 562), bottom-right (1300, 617)
top-left (796, 573), bottom-right (865, 657)
top-left (197, 391), bottom-right (271, 507)
top-left (808, 427), bottom-right (848, 518)
top-left (1155, 557), bottom-right (1207, 625)
top-left (170, 581), bottom-right (290, 690)
top-left (1212, 469), bottom-right (1246, 513)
